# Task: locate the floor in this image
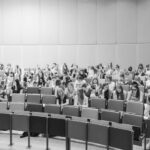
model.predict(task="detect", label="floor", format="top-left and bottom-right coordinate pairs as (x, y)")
top-left (0, 132), bottom-right (144, 150)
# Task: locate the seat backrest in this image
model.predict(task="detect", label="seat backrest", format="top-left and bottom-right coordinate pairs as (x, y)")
top-left (41, 87), bottom-right (53, 95)
top-left (126, 101), bottom-right (144, 116)
top-left (62, 105), bottom-right (80, 117)
top-left (27, 87), bottom-right (40, 94)
top-left (42, 95), bottom-right (56, 104)
top-left (27, 94), bottom-right (41, 104)
top-left (81, 107), bottom-right (99, 120)
top-left (44, 104), bottom-right (61, 114)
top-left (122, 113), bottom-right (143, 129)
top-left (11, 94), bottom-right (25, 103)
top-left (108, 99), bottom-right (124, 111)
top-left (88, 121), bottom-right (109, 146)
top-left (68, 119), bottom-right (87, 141)
top-left (12, 112), bottom-right (30, 131)
top-left (90, 98), bottom-right (106, 109)
top-left (109, 123), bottom-right (133, 150)
top-left (101, 109), bottom-right (120, 123)
top-left (9, 102), bottom-right (25, 112)
top-left (29, 112), bottom-right (48, 134)
top-left (0, 102), bottom-right (8, 111)
top-left (48, 115), bottom-right (66, 137)
top-left (26, 103), bottom-right (43, 112)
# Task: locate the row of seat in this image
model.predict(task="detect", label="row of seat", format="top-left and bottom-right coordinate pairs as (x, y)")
top-left (0, 102), bottom-right (144, 128)
top-left (11, 93), bottom-right (56, 104)
top-left (89, 98), bottom-right (144, 116)
top-left (0, 110), bottom-right (135, 150)
top-left (26, 87), bottom-right (53, 95)
top-left (10, 94), bottom-right (144, 116)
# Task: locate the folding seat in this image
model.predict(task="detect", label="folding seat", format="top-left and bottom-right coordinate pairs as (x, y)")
top-left (109, 123), bottom-right (133, 150)
top-left (27, 87), bottom-right (40, 94)
top-left (9, 102), bottom-right (25, 112)
top-left (89, 98), bottom-right (106, 109)
top-left (41, 87), bottom-right (53, 95)
top-left (0, 111), bottom-right (10, 130)
top-left (12, 111), bottom-right (30, 148)
top-left (11, 93), bottom-right (25, 103)
top-left (44, 104), bottom-right (61, 114)
top-left (122, 84), bottom-right (130, 92)
top-left (67, 117), bottom-right (87, 149)
top-left (0, 102), bottom-right (8, 111)
top-left (26, 103), bottom-right (43, 112)
top-left (42, 95), bottom-right (56, 105)
top-left (101, 109), bottom-right (120, 123)
top-left (27, 94), bottom-right (41, 104)
top-left (126, 101), bottom-right (144, 116)
top-left (108, 99), bottom-right (124, 111)
top-left (122, 112), bottom-right (145, 147)
top-left (48, 114), bottom-right (66, 137)
top-left (88, 120), bottom-right (109, 148)
top-left (29, 112), bottom-right (48, 134)
top-left (145, 119), bottom-right (150, 138)
top-left (81, 107), bottom-right (99, 120)
top-left (62, 105), bottom-right (80, 117)
top-left (122, 113), bottom-right (143, 130)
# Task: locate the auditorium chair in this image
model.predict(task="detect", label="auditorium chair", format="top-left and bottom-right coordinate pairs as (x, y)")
top-left (11, 93), bottom-right (25, 103)
top-left (126, 101), bottom-right (144, 116)
top-left (26, 103), bottom-right (43, 112)
top-left (11, 111), bottom-right (30, 148)
top-left (48, 114), bottom-right (66, 137)
top-left (41, 87), bottom-right (53, 95)
top-left (27, 87), bottom-right (40, 94)
top-left (42, 95), bottom-right (56, 105)
top-left (81, 107), bottom-right (99, 120)
top-left (122, 112), bottom-right (146, 148)
top-left (44, 104), bottom-right (61, 114)
top-left (89, 98), bottom-right (106, 109)
top-left (108, 99), bottom-right (124, 112)
top-left (9, 102), bottom-right (25, 112)
top-left (88, 120), bottom-right (109, 149)
top-left (26, 94), bottom-right (41, 104)
top-left (109, 122), bottom-right (133, 150)
top-left (67, 117), bottom-right (87, 150)
top-left (100, 109), bottom-right (120, 123)
top-left (62, 105), bottom-right (80, 117)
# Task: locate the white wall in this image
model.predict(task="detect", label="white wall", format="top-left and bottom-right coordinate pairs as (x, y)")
top-left (0, 0), bottom-right (150, 69)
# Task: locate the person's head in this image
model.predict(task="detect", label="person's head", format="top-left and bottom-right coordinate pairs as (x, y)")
top-left (92, 78), bottom-right (99, 85)
top-left (55, 79), bottom-right (61, 87)
top-left (128, 66), bottom-right (132, 72)
top-left (106, 75), bottom-right (112, 83)
top-left (115, 65), bottom-right (120, 71)
top-left (119, 73), bottom-right (125, 82)
top-left (9, 72), bottom-right (14, 77)
top-left (138, 63), bottom-right (144, 72)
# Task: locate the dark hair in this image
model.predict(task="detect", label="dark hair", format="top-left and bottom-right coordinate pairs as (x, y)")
top-left (56, 79), bottom-right (61, 86)
top-left (128, 66), bottom-right (132, 72)
top-left (132, 82), bottom-right (140, 99)
top-left (116, 85), bottom-right (124, 100)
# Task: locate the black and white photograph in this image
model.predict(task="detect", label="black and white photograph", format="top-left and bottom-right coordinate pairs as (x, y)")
top-left (0, 0), bottom-right (150, 150)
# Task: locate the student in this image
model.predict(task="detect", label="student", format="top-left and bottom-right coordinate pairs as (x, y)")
top-left (127, 82), bottom-right (141, 102)
top-left (113, 84), bottom-right (126, 100)
top-left (65, 82), bottom-right (76, 105)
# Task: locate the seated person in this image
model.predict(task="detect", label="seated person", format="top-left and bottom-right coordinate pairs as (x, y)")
top-left (127, 82), bottom-right (142, 102)
top-left (65, 82), bottom-right (76, 105)
top-left (113, 84), bottom-right (127, 100)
